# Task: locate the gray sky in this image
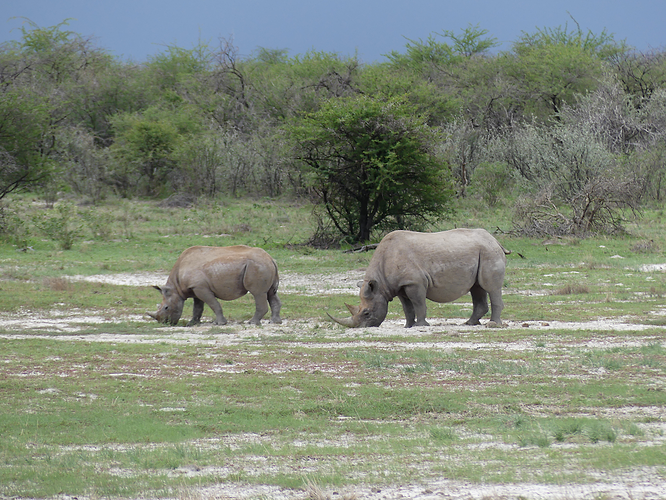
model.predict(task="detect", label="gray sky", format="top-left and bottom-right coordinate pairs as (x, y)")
top-left (2, 0), bottom-right (664, 62)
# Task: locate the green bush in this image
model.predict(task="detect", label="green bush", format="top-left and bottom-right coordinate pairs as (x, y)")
top-left (470, 161), bottom-right (515, 206)
top-left (31, 202), bottom-right (83, 250)
top-left (78, 206), bottom-right (116, 240)
top-left (0, 204), bottom-right (29, 248)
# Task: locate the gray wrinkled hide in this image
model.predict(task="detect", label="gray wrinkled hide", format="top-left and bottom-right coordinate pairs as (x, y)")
top-left (330, 229), bottom-right (509, 328)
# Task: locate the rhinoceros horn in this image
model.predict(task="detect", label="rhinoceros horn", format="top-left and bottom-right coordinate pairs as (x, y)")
top-left (147, 287), bottom-right (163, 321)
top-left (326, 303), bottom-right (360, 327)
top-left (345, 303), bottom-right (360, 316)
top-left (326, 313), bottom-right (356, 327)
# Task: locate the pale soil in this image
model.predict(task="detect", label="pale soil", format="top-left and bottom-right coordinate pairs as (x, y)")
top-left (67, 270), bottom-right (365, 295)
top-left (2, 271), bottom-right (666, 499)
top-left (203, 480), bottom-right (666, 500)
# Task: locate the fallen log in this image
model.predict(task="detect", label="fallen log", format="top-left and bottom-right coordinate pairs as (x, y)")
top-left (343, 243), bottom-right (379, 254)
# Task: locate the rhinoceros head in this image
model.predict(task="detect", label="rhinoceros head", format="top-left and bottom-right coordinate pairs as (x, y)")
top-left (148, 285), bottom-right (185, 325)
top-left (328, 279), bottom-right (388, 328)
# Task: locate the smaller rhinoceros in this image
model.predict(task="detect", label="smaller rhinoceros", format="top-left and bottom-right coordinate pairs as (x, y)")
top-left (148, 245), bottom-right (282, 326)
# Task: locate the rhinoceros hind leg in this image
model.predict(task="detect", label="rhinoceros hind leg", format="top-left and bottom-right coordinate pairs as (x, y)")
top-left (268, 288), bottom-right (282, 324)
top-left (465, 284), bottom-right (489, 325)
top-left (488, 289), bottom-right (504, 326)
top-left (249, 292), bottom-right (270, 325)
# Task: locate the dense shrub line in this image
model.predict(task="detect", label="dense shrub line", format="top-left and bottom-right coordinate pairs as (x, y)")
top-left (2, 21), bottom-right (666, 240)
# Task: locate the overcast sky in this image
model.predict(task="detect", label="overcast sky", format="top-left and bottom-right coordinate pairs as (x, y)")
top-left (2, 0), bottom-right (665, 63)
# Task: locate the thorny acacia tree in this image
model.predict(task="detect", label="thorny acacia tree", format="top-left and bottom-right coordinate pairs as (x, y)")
top-left (290, 95), bottom-right (453, 243)
top-left (498, 87), bottom-right (647, 236)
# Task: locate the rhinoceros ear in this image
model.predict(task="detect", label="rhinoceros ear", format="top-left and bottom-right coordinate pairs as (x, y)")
top-left (362, 279), bottom-right (378, 298)
top-left (153, 285), bottom-right (162, 292)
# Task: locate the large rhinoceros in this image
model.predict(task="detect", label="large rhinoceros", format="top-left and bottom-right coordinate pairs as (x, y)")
top-left (148, 245), bottom-right (282, 326)
top-left (328, 229), bottom-right (510, 328)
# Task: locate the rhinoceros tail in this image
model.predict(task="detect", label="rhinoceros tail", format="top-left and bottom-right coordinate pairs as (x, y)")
top-left (270, 258), bottom-right (280, 292)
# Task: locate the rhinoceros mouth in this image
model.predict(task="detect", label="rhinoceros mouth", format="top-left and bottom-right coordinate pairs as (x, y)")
top-left (146, 311), bottom-right (180, 325)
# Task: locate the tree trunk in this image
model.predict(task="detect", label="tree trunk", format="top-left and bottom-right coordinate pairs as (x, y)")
top-left (358, 201), bottom-right (372, 242)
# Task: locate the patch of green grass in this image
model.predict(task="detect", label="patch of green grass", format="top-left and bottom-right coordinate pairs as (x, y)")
top-left (428, 426), bottom-right (457, 443)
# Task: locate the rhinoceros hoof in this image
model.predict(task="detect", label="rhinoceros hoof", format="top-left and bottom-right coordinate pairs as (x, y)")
top-left (485, 321), bottom-right (503, 328)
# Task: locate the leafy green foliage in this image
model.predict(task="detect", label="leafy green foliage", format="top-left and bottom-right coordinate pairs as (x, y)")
top-left (385, 24), bottom-right (498, 73)
top-left (0, 19), bottom-right (110, 200)
top-left (290, 94), bottom-right (454, 242)
top-left (514, 21), bottom-right (620, 59)
top-left (507, 41), bottom-right (603, 116)
top-left (109, 105), bottom-right (204, 196)
top-left (0, 203), bottom-right (29, 247)
top-left (469, 162), bottom-right (515, 206)
top-left (146, 42), bottom-right (212, 92)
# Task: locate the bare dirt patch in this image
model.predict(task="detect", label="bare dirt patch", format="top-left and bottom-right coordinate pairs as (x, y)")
top-left (69, 270), bottom-right (363, 296)
top-left (195, 477), bottom-right (666, 500)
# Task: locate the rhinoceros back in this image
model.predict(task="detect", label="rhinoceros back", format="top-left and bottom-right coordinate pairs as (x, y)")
top-left (369, 229), bottom-right (506, 301)
top-left (170, 246), bottom-right (278, 300)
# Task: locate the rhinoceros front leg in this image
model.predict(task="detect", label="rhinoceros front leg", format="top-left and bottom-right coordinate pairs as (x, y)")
top-left (187, 297), bottom-right (205, 326)
top-left (402, 284), bottom-right (429, 327)
top-left (397, 291), bottom-right (416, 328)
top-left (193, 287), bottom-right (227, 325)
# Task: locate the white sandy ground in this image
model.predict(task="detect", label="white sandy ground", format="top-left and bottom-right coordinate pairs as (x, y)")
top-left (2, 270), bottom-right (666, 499)
top-left (67, 270), bottom-right (365, 295)
top-left (196, 480), bottom-right (666, 500)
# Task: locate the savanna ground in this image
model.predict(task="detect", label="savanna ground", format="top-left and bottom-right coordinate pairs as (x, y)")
top-left (1, 196), bottom-right (666, 500)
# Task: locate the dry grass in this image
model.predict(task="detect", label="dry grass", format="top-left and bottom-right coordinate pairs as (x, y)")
top-left (42, 276), bottom-right (72, 291)
top-left (552, 284), bottom-right (590, 295)
top-left (305, 478), bottom-right (357, 500)
top-left (632, 239), bottom-right (660, 253)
